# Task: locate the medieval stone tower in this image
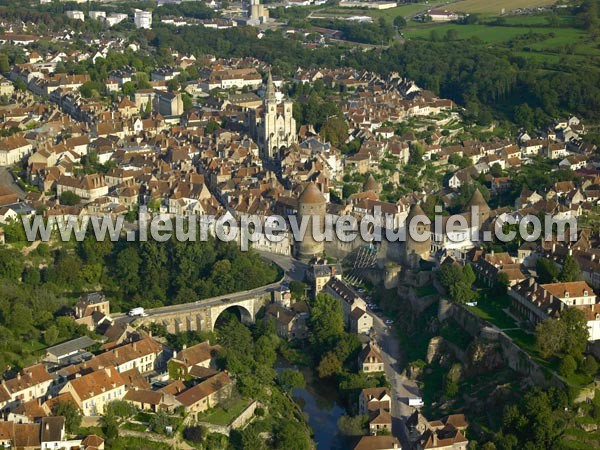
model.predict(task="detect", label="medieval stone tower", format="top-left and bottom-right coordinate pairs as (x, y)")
top-left (295, 182), bottom-right (327, 260)
top-left (467, 187), bottom-right (490, 227)
top-left (252, 71), bottom-right (296, 160)
top-left (403, 203), bottom-right (431, 269)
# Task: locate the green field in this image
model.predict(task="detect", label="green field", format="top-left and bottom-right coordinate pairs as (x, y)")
top-left (403, 23), bottom-right (536, 43)
top-left (450, 0), bottom-right (555, 14)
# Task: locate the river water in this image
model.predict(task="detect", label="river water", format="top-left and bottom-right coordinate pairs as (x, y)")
top-left (278, 364), bottom-right (347, 450)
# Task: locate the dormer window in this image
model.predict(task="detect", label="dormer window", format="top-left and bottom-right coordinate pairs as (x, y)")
top-left (565, 292), bottom-right (569, 298)
top-left (584, 291), bottom-right (588, 296)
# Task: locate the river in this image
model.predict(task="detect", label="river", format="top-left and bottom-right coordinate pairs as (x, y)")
top-left (278, 364), bottom-right (347, 450)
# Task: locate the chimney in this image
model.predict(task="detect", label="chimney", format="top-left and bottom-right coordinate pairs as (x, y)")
top-left (105, 367), bottom-right (111, 377)
top-left (182, 344), bottom-right (187, 350)
top-left (173, 351), bottom-right (177, 359)
top-left (115, 350), bottom-right (119, 358)
top-left (133, 342), bottom-right (137, 351)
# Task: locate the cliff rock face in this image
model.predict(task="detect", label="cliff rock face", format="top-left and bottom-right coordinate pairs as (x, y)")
top-left (465, 339), bottom-right (504, 377)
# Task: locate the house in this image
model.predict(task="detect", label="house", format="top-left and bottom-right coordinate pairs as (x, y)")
top-left (44, 336), bottom-right (97, 366)
top-left (353, 435), bottom-right (401, 450)
top-left (1, 364), bottom-right (53, 411)
top-left (0, 134), bottom-right (33, 166)
top-left (123, 389), bottom-right (169, 412)
top-left (59, 367), bottom-right (126, 416)
top-left (56, 174), bottom-right (108, 201)
top-left (169, 341), bottom-right (221, 376)
top-left (407, 411), bottom-right (468, 450)
top-left (425, 9), bottom-right (458, 21)
top-left (265, 301), bottom-right (310, 340)
top-left (359, 387), bottom-right (393, 436)
top-left (357, 341), bottom-right (384, 373)
top-left (175, 371), bottom-right (234, 413)
top-left (350, 307), bottom-right (373, 334)
top-left (75, 292), bottom-right (110, 319)
top-left (306, 258), bottom-right (343, 296)
top-left (323, 277), bottom-right (368, 330)
top-left (509, 279), bottom-right (600, 339)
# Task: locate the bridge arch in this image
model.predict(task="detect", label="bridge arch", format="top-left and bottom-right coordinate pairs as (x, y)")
top-left (212, 304), bottom-right (254, 330)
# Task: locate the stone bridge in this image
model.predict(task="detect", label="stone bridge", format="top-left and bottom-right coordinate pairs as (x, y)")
top-left (129, 287), bottom-right (276, 334)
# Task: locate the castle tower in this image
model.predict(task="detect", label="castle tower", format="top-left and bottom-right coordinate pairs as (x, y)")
top-left (466, 188), bottom-right (490, 226)
top-left (295, 183), bottom-right (327, 260)
top-left (404, 203), bottom-right (431, 268)
top-left (363, 173), bottom-right (381, 196)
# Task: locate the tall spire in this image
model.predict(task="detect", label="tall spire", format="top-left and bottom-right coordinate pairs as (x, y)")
top-left (265, 70), bottom-right (276, 103)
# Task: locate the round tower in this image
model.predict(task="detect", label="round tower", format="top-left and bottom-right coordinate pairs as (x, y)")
top-left (466, 188), bottom-right (490, 226)
top-left (363, 173), bottom-right (381, 196)
top-left (296, 182), bottom-right (327, 260)
top-left (404, 203), bottom-right (431, 267)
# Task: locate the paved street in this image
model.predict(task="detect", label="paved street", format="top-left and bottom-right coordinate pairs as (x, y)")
top-left (0, 167), bottom-right (26, 199)
top-left (370, 308), bottom-right (421, 441)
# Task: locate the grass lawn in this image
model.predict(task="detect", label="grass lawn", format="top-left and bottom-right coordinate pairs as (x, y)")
top-left (415, 284), bottom-right (437, 298)
top-left (467, 291), bottom-right (518, 330)
top-left (122, 422), bottom-right (148, 432)
top-left (197, 397), bottom-right (250, 426)
top-left (403, 23), bottom-right (533, 43)
top-left (22, 339), bottom-right (46, 354)
top-left (450, 0), bottom-right (555, 14)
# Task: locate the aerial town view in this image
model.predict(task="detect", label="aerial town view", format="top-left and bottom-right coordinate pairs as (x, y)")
top-left (0, 0), bottom-right (599, 448)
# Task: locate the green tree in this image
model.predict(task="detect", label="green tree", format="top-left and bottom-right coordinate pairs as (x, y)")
top-left (536, 258), bottom-right (559, 283)
top-left (558, 255), bottom-right (582, 282)
top-left (338, 414), bottom-right (368, 436)
top-left (393, 16), bottom-right (407, 28)
top-left (559, 354), bottom-right (577, 378)
top-left (317, 352), bottom-right (342, 379)
top-left (275, 421), bottom-right (311, 450)
top-left (310, 293), bottom-right (344, 354)
top-left (0, 53), bottom-right (9, 74)
top-left (44, 325), bottom-right (59, 346)
top-left (561, 307), bottom-right (589, 357)
top-left (535, 318), bottom-right (565, 359)
top-left (278, 368), bottom-right (306, 391)
top-left (53, 402), bottom-right (81, 433)
top-left (60, 191), bottom-right (81, 206)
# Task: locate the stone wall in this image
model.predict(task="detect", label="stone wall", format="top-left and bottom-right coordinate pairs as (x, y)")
top-left (443, 301), bottom-right (563, 388)
top-left (229, 400), bottom-right (260, 430)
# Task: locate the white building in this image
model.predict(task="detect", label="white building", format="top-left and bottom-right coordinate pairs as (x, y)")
top-left (66, 11), bottom-right (85, 21)
top-left (134, 10), bottom-right (153, 29)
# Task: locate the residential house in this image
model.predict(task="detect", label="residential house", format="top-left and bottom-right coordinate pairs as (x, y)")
top-left (353, 435), bottom-right (401, 450)
top-left (175, 372), bottom-right (234, 414)
top-left (59, 367), bottom-right (126, 416)
top-left (357, 341), bottom-right (384, 373)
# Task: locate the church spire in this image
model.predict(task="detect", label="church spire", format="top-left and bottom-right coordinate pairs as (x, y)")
top-left (265, 70), bottom-right (276, 103)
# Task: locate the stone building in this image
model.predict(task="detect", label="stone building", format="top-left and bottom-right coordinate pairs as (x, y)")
top-left (295, 182), bottom-right (327, 260)
top-left (250, 72), bottom-right (296, 159)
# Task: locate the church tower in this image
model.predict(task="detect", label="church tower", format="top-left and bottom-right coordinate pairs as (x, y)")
top-left (254, 71), bottom-right (297, 160)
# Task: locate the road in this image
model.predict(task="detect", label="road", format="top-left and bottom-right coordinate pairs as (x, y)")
top-left (370, 308), bottom-right (421, 441)
top-left (0, 167), bottom-right (26, 199)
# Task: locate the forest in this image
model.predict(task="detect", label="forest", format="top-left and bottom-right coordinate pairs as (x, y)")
top-left (0, 234), bottom-right (280, 373)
